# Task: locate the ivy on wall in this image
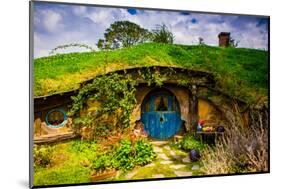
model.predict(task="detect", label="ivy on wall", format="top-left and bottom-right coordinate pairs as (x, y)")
top-left (138, 67), bottom-right (167, 86)
top-left (68, 67), bottom-right (193, 138)
top-left (69, 73), bottom-right (137, 129)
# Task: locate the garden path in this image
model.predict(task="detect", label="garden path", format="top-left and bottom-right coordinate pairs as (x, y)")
top-left (115, 141), bottom-right (202, 180)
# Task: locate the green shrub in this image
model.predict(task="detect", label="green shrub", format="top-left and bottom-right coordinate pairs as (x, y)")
top-left (182, 135), bottom-right (207, 151)
top-left (91, 139), bottom-right (156, 172)
top-left (172, 135), bottom-right (207, 151)
top-left (134, 139), bottom-right (156, 165)
top-left (69, 73), bottom-right (137, 129)
top-left (68, 140), bottom-right (98, 162)
top-left (92, 153), bottom-right (114, 174)
top-left (113, 140), bottom-right (135, 170)
top-left (34, 145), bottom-right (54, 169)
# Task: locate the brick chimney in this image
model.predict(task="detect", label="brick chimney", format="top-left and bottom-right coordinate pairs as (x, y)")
top-left (218, 32), bottom-right (230, 47)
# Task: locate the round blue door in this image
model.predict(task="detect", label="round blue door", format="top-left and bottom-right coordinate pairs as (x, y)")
top-left (141, 90), bottom-right (182, 140)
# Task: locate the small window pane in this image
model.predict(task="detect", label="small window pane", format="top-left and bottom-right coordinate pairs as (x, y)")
top-left (154, 96), bottom-right (168, 111)
top-left (143, 100), bottom-right (150, 112)
top-left (46, 109), bottom-right (67, 128)
top-left (172, 97), bottom-right (180, 112)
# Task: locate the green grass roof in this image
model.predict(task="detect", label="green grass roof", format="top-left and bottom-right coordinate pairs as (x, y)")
top-left (34, 43), bottom-right (268, 103)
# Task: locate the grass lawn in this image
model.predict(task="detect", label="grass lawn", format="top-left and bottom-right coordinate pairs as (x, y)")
top-left (34, 140), bottom-right (96, 186)
top-left (34, 43), bottom-right (268, 103)
top-left (34, 139), bottom-right (203, 186)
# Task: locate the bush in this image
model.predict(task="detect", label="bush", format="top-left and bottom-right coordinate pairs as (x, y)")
top-left (200, 107), bottom-right (268, 174)
top-left (69, 73), bottom-right (137, 130)
top-left (113, 139), bottom-right (156, 170)
top-left (34, 145), bottom-right (54, 169)
top-left (151, 24), bottom-right (174, 44)
top-left (172, 135), bottom-right (207, 151)
top-left (91, 139), bottom-right (156, 172)
top-left (69, 140), bottom-right (98, 162)
top-left (134, 139), bottom-right (156, 165)
top-left (92, 153), bottom-right (114, 174)
top-left (112, 140), bottom-right (135, 170)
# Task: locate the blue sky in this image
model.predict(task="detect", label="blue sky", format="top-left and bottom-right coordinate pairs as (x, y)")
top-left (33, 2), bottom-right (269, 58)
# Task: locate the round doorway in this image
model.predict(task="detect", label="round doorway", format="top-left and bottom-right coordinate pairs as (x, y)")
top-left (141, 89), bottom-right (182, 140)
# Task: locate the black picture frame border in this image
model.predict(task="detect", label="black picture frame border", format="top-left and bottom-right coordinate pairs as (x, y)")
top-left (29, 0), bottom-right (270, 188)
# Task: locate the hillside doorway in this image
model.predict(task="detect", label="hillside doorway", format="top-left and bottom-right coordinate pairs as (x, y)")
top-left (141, 89), bottom-right (182, 140)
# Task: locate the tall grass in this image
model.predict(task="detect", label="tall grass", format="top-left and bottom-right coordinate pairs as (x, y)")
top-left (200, 104), bottom-right (268, 174)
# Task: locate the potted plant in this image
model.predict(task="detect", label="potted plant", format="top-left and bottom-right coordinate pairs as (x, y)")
top-left (90, 154), bottom-right (117, 181)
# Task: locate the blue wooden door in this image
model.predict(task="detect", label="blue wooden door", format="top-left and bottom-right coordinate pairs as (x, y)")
top-left (141, 91), bottom-right (182, 140)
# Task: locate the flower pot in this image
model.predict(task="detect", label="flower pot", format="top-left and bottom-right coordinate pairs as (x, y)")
top-left (189, 149), bottom-right (200, 162)
top-left (91, 169), bottom-right (117, 181)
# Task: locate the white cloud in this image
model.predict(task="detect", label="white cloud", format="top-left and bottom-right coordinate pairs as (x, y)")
top-left (33, 5), bottom-right (268, 58)
top-left (73, 6), bottom-right (87, 16)
top-left (41, 10), bottom-right (63, 33)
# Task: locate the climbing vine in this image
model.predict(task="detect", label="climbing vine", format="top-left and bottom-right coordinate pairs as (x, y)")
top-left (69, 67), bottom-right (175, 137)
top-left (138, 67), bottom-right (167, 86)
top-left (177, 79), bottom-right (190, 86)
top-left (69, 73), bottom-right (137, 129)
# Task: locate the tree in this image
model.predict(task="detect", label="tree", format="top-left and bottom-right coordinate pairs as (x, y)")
top-left (97, 21), bottom-right (151, 50)
top-left (151, 24), bottom-right (174, 44)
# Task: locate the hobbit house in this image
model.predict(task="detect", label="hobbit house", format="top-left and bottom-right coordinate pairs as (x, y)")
top-left (33, 33), bottom-right (268, 144)
top-left (33, 66), bottom-right (261, 143)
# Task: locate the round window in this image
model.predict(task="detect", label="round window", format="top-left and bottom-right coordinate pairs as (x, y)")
top-left (46, 109), bottom-right (68, 128)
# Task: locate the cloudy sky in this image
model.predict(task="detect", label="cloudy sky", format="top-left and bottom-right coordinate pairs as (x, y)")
top-left (33, 2), bottom-right (269, 58)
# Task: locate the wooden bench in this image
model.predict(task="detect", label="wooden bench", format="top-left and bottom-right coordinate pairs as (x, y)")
top-left (34, 132), bottom-right (76, 144)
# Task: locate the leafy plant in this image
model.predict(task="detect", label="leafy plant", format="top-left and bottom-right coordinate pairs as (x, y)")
top-left (34, 145), bottom-right (55, 169)
top-left (111, 139), bottom-right (156, 171)
top-left (69, 140), bottom-right (98, 161)
top-left (139, 67), bottom-right (166, 86)
top-left (151, 24), bottom-right (174, 44)
top-left (134, 139), bottom-right (156, 165)
top-left (113, 140), bottom-right (135, 170)
top-left (69, 73), bottom-right (137, 130)
top-left (177, 79), bottom-right (189, 86)
top-left (92, 153), bottom-right (114, 174)
top-left (173, 134), bottom-right (207, 151)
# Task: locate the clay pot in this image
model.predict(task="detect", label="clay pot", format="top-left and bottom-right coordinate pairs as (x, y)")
top-left (90, 169), bottom-right (117, 181)
top-left (216, 126), bottom-right (225, 133)
top-left (189, 149), bottom-right (200, 162)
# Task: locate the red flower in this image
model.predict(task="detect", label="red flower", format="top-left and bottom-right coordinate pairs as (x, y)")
top-left (198, 119), bottom-right (206, 126)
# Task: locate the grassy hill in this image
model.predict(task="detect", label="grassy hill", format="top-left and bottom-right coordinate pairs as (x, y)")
top-left (34, 43), bottom-right (268, 103)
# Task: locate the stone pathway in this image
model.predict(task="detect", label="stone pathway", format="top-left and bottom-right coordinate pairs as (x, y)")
top-left (119, 141), bottom-right (201, 180)
top-left (153, 174), bottom-right (165, 178)
top-left (125, 170), bottom-right (138, 179)
top-left (174, 171), bottom-right (192, 177)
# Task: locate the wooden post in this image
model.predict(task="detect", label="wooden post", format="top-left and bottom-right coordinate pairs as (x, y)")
top-left (189, 85), bottom-right (199, 132)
